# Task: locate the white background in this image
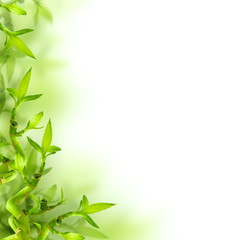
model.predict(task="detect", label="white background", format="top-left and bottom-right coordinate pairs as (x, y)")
top-left (49, 0), bottom-right (240, 239)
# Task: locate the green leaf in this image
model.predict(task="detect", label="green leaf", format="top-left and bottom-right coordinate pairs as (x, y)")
top-left (6, 88), bottom-right (17, 97)
top-left (48, 145), bottom-right (61, 153)
top-left (78, 213), bottom-right (99, 228)
top-left (2, 39), bottom-right (13, 52)
top-left (80, 203), bottom-right (115, 214)
top-left (42, 167), bottom-right (53, 176)
top-left (82, 195), bottom-right (89, 209)
top-left (27, 137), bottom-right (42, 153)
top-left (8, 33), bottom-right (36, 59)
top-left (60, 232), bottom-right (85, 240)
top-left (22, 94), bottom-right (42, 102)
top-left (15, 153), bottom-right (25, 173)
top-left (25, 149), bottom-right (37, 177)
top-left (33, 222), bottom-right (41, 231)
top-left (26, 112), bottom-right (43, 130)
top-left (45, 184), bottom-right (57, 202)
top-left (42, 119), bottom-right (52, 155)
top-left (6, 55), bottom-right (15, 82)
top-left (2, 4), bottom-right (26, 15)
top-left (12, 29), bottom-right (33, 36)
top-left (39, 5), bottom-right (53, 23)
top-left (17, 68), bottom-right (32, 101)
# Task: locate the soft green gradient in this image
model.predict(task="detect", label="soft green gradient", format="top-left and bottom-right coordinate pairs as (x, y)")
top-left (0, 1), bottom-right (159, 239)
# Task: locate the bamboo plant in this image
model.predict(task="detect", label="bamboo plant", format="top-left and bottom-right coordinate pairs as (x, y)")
top-left (0, 1), bottom-right (114, 239)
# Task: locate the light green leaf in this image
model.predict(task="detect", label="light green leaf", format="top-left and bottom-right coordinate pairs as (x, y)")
top-left (6, 88), bottom-right (17, 98)
top-left (15, 153), bottom-right (25, 173)
top-left (12, 29), bottom-right (33, 36)
top-left (27, 137), bottom-right (42, 153)
top-left (33, 222), bottom-right (41, 231)
top-left (82, 195), bottom-right (89, 209)
top-left (48, 145), bottom-right (61, 153)
top-left (8, 33), bottom-right (36, 59)
top-left (17, 68), bottom-right (32, 101)
top-left (42, 119), bottom-right (52, 155)
top-left (80, 203), bottom-right (115, 214)
top-left (2, 4), bottom-right (26, 15)
top-left (42, 167), bottom-right (53, 176)
top-left (78, 213), bottom-right (99, 228)
top-left (39, 5), bottom-right (53, 23)
top-left (22, 94), bottom-right (42, 102)
top-left (45, 184), bottom-right (57, 202)
top-left (6, 55), bottom-right (15, 82)
top-left (60, 232), bottom-right (85, 240)
top-left (26, 112), bottom-right (43, 130)
top-left (2, 39), bottom-right (13, 52)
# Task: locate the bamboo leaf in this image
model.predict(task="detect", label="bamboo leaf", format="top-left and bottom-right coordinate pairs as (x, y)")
top-left (78, 213), bottom-right (99, 228)
top-left (45, 184), bottom-right (57, 202)
top-left (26, 112), bottom-right (43, 130)
top-left (8, 33), bottom-right (36, 59)
top-left (17, 68), bottom-right (32, 101)
top-left (80, 203), bottom-right (115, 214)
top-left (6, 55), bottom-right (15, 82)
top-left (33, 222), bottom-right (41, 231)
top-left (48, 145), bottom-right (61, 153)
top-left (60, 232), bottom-right (85, 240)
top-left (12, 29), bottom-right (33, 36)
top-left (22, 94), bottom-right (42, 102)
top-left (2, 4), bottom-right (26, 15)
top-left (42, 119), bottom-right (52, 154)
top-left (6, 88), bottom-right (17, 97)
top-left (82, 195), bottom-right (89, 209)
top-left (27, 137), bottom-right (42, 153)
top-left (15, 153), bottom-right (25, 173)
top-left (39, 5), bottom-right (53, 23)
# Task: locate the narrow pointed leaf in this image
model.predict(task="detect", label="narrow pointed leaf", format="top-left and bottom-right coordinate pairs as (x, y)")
top-left (17, 68), bottom-right (32, 100)
top-left (48, 145), bottom-right (61, 153)
top-left (80, 203), bottom-right (115, 214)
top-left (27, 137), bottom-right (42, 153)
top-left (22, 94), bottom-right (42, 102)
top-left (8, 33), bottom-right (36, 59)
top-left (78, 213), bottom-right (99, 228)
top-left (15, 153), bottom-right (25, 173)
top-left (2, 4), bottom-right (26, 15)
top-left (45, 184), bottom-right (57, 202)
top-left (13, 29), bottom-right (33, 36)
top-left (42, 119), bottom-right (52, 154)
top-left (60, 232), bottom-right (85, 240)
top-left (82, 195), bottom-right (89, 209)
top-left (26, 112), bottom-right (43, 130)
top-left (6, 88), bottom-right (17, 97)
top-left (6, 55), bottom-right (15, 82)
